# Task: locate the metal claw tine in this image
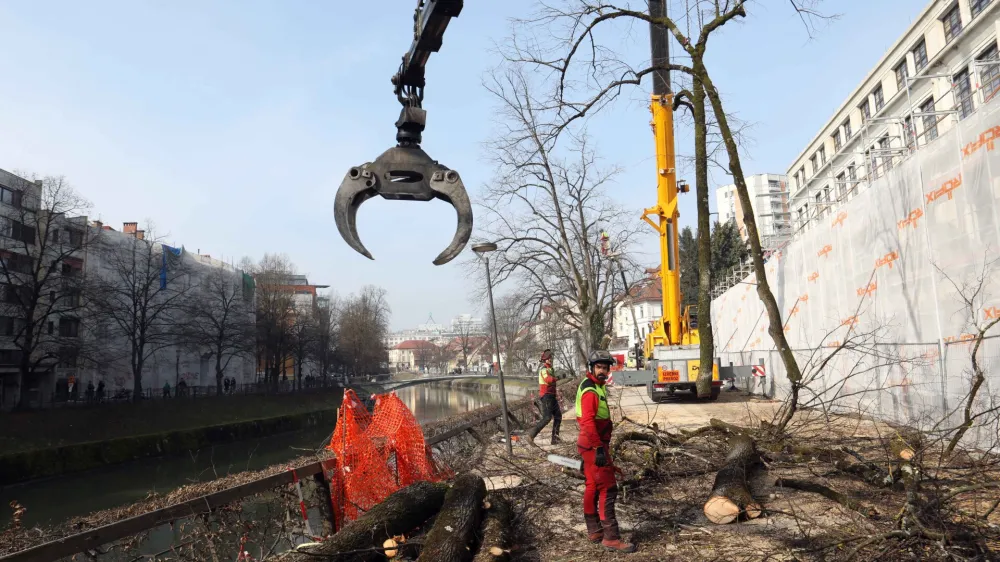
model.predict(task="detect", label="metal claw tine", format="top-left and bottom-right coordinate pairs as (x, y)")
top-left (429, 171), bottom-right (473, 266)
top-left (333, 172), bottom-right (379, 260)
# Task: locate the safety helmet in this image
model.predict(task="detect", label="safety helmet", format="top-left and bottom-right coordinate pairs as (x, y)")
top-left (540, 349), bottom-right (553, 362)
top-left (588, 349), bottom-right (615, 367)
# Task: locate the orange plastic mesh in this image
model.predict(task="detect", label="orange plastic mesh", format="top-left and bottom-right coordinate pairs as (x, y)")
top-left (325, 389), bottom-right (450, 529)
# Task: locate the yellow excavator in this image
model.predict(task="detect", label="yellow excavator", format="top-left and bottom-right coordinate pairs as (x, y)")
top-left (638, 0), bottom-right (720, 401)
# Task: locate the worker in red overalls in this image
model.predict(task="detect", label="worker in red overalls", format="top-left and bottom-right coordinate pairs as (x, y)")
top-left (526, 349), bottom-right (562, 444)
top-left (576, 350), bottom-right (635, 553)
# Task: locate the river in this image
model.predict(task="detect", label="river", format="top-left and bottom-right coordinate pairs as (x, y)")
top-left (0, 383), bottom-right (529, 529)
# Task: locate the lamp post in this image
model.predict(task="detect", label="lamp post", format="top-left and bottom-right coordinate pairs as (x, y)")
top-left (472, 242), bottom-right (513, 456)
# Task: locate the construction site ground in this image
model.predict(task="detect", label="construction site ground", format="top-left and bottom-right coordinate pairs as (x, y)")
top-left (468, 385), bottom-right (999, 562)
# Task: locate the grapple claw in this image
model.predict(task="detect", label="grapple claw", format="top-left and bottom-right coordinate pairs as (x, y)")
top-left (333, 144), bottom-right (473, 265)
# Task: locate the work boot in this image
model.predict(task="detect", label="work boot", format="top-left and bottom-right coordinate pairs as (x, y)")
top-left (550, 435), bottom-right (562, 445)
top-left (601, 520), bottom-right (636, 553)
top-left (584, 514), bottom-right (603, 543)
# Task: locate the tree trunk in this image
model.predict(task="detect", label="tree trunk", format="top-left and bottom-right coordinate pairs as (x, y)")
top-left (700, 68), bottom-right (802, 425)
top-left (692, 73), bottom-right (715, 399)
top-left (215, 353), bottom-right (224, 395)
top-left (281, 481), bottom-right (448, 562)
top-left (473, 495), bottom-right (514, 562)
top-left (416, 473), bottom-right (487, 562)
top-left (133, 355), bottom-right (144, 403)
top-left (704, 435), bottom-right (762, 524)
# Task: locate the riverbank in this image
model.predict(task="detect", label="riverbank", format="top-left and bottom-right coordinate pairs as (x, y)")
top-left (0, 384), bottom-right (384, 485)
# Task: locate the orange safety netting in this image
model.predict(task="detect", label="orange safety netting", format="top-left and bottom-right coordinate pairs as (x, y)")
top-left (325, 389), bottom-right (451, 529)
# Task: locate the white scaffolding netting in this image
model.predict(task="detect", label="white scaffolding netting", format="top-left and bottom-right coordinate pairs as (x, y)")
top-left (713, 95), bottom-right (1000, 447)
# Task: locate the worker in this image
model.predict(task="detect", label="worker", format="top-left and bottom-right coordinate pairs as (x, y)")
top-left (526, 349), bottom-right (562, 444)
top-left (576, 350), bottom-right (636, 553)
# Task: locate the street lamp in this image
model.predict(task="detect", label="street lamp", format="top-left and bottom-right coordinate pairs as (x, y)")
top-left (472, 242), bottom-right (513, 456)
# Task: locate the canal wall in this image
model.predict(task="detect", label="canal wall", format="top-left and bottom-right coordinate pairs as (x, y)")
top-left (0, 408), bottom-right (340, 486)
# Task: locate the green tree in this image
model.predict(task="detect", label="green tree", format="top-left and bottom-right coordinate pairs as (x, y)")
top-left (678, 221), bottom-right (748, 309)
top-left (678, 227), bottom-right (698, 309)
top-left (711, 220), bottom-right (749, 279)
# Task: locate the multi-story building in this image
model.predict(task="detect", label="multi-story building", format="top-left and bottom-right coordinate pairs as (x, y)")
top-left (787, 0), bottom-right (999, 231)
top-left (612, 268), bottom-right (664, 362)
top-left (715, 174), bottom-right (791, 249)
top-left (385, 313), bottom-right (487, 349)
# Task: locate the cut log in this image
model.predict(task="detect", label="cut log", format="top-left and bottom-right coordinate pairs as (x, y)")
top-left (704, 435), bottom-right (763, 524)
top-left (472, 495), bottom-right (513, 562)
top-left (281, 481), bottom-right (448, 562)
top-left (416, 473), bottom-right (488, 562)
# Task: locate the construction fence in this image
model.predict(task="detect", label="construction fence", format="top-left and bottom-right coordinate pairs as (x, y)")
top-left (713, 90), bottom-right (1000, 448)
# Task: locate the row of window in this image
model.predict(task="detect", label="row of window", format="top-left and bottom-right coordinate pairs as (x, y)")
top-left (794, 1), bottom-right (996, 193)
top-left (0, 315), bottom-right (81, 337)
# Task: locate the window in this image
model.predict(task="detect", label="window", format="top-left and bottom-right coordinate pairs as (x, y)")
top-left (895, 60), bottom-right (909, 91)
top-left (880, 136), bottom-right (893, 170)
top-left (1, 253), bottom-right (33, 275)
top-left (768, 179), bottom-right (780, 188)
top-left (921, 97), bottom-right (938, 142)
top-left (61, 262), bottom-right (82, 277)
top-left (57, 347), bottom-right (78, 368)
top-left (67, 229), bottom-right (83, 246)
top-left (2, 283), bottom-right (31, 305)
top-left (58, 318), bottom-right (80, 338)
top-left (954, 67), bottom-right (974, 119)
top-left (860, 99), bottom-right (871, 122)
top-left (847, 163), bottom-right (857, 181)
top-left (866, 148), bottom-right (876, 179)
top-left (904, 115), bottom-right (915, 149)
top-left (913, 39), bottom-right (928, 72)
top-left (0, 316), bottom-right (24, 337)
top-left (798, 167), bottom-right (805, 188)
top-left (979, 44), bottom-right (1000, 103)
top-left (0, 219), bottom-right (35, 245)
top-left (843, 119), bottom-right (853, 139)
top-left (809, 155), bottom-right (818, 175)
top-left (836, 172), bottom-right (847, 198)
top-left (0, 186), bottom-right (23, 208)
top-left (47, 321), bottom-right (53, 335)
top-left (872, 85), bottom-right (885, 112)
top-left (833, 129), bottom-right (842, 151)
top-left (971, 0), bottom-right (992, 17)
top-left (0, 349), bottom-right (24, 365)
top-left (941, 4), bottom-right (962, 43)
top-left (818, 146), bottom-right (826, 167)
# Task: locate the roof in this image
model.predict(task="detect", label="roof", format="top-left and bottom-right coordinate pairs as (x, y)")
top-left (626, 280), bottom-right (662, 303)
top-left (394, 340), bottom-right (439, 350)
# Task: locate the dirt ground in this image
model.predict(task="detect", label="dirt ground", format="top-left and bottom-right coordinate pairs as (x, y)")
top-left (467, 385), bottom-right (1000, 562)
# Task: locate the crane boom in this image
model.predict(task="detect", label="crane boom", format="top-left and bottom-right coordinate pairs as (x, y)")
top-left (641, 0), bottom-right (698, 355)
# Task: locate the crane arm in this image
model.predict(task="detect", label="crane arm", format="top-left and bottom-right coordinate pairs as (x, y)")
top-left (391, 0), bottom-right (465, 108)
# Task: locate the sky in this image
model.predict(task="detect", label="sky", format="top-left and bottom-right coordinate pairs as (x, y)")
top-left (0, 0), bottom-right (928, 330)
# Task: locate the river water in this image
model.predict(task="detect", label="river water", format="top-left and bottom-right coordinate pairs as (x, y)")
top-left (0, 383), bottom-right (528, 529)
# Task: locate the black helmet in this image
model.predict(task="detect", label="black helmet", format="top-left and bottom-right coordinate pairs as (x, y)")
top-left (588, 349), bottom-right (615, 367)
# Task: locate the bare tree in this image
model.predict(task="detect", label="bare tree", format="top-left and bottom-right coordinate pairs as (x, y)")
top-left (249, 254), bottom-right (297, 388)
top-left (453, 320), bottom-right (479, 370)
top-left (336, 285), bottom-right (390, 378)
top-left (486, 292), bottom-right (535, 375)
top-left (87, 227), bottom-right (190, 401)
top-left (0, 172), bottom-right (96, 408)
top-left (475, 67), bottom-right (644, 367)
top-left (183, 266), bottom-right (255, 395)
top-left (288, 308), bottom-right (317, 390)
top-left (311, 295), bottom-right (339, 382)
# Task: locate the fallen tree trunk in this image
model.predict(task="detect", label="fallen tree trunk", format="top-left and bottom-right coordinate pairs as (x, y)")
top-left (774, 478), bottom-right (876, 517)
top-left (416, 473), bottom-right (487, 562)
top-left (704, 435), bottom-right (763, 524)
top-left (282, 481), bottom-right (448, 562)
top-left (472, 495), bottom-right (513, 562)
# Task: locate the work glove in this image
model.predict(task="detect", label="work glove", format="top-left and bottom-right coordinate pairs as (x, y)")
top-left (595, 446), bottom-right (608, 467)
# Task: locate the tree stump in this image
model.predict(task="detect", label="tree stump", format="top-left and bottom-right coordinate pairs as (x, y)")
top-left (282, 481), bottom-right (448, 562)
top-left (704, 435), bottom-right (763, 524)
top-left (416, 472), bottom-right (487, 562)
top-left (472, 495), bottom-right (514, 562)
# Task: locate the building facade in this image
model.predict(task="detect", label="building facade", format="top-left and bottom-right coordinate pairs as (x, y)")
top-left (787, 0), bottom-right (999, 232)
top-left (715, 174), bottom-right (791, 248)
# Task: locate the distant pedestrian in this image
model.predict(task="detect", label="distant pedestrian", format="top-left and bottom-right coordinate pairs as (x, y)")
top-left (163, 381), bottom-right (171, 398)
top-left (96, 381), bottom-right (105, 402)
top-left (223, 378), bottom-right (230, 394)
top-left (86, 381), bottom-right (95, 402)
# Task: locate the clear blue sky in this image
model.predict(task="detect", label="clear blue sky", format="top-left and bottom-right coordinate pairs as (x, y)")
top-left (0, 1), bottom-right (926, 330)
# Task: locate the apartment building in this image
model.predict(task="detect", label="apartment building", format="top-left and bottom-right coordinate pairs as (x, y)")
top-left (788, 0), bottom-right (999, 231)
top-left (715, 173), bottom-right (791, 248)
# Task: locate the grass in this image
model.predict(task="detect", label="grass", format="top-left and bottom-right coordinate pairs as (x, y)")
top-left (0, 389), bottom-right (346, 454)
